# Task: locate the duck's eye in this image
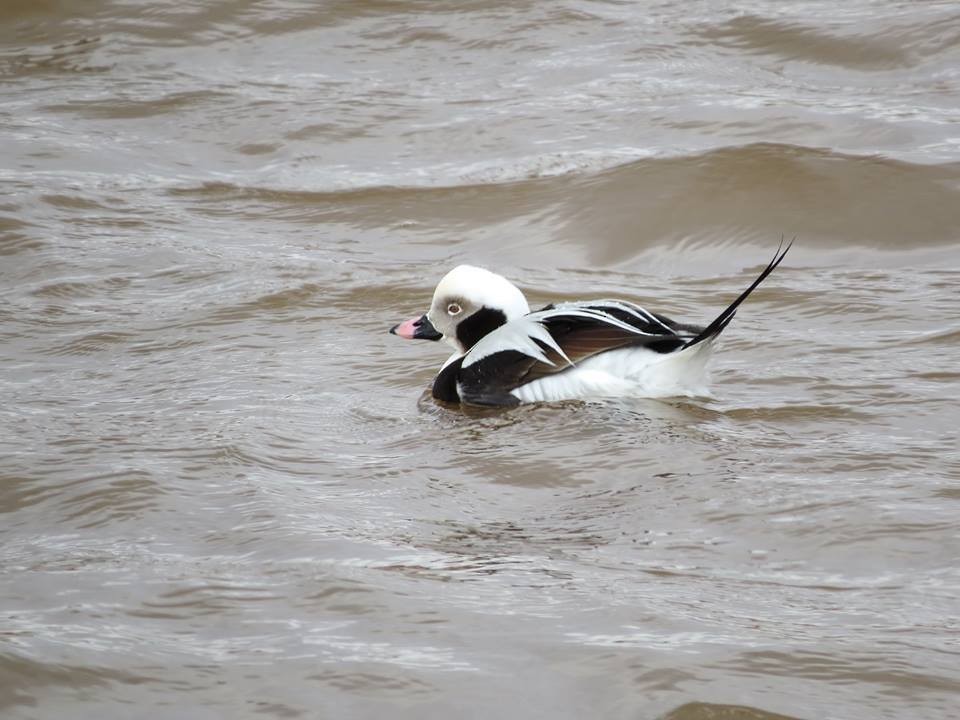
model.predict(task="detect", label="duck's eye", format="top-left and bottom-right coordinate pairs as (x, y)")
top-left (447, 302), bottom-right (462, 316)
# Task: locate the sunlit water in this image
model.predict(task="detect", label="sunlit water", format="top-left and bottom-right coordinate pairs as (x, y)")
top-left (2, 2), bottom-right (959, 719)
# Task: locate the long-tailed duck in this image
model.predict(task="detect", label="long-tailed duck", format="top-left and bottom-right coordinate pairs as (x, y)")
top-left (390, 242), bottom-right (791, 406)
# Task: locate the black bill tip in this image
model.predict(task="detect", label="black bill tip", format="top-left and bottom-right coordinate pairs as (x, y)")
top-left (412, 314), bottom-right (442, 340)
top-left (389, 313), bottom-right (442, 341)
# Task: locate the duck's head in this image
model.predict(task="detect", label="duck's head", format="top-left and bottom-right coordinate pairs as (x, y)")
top-left (390, 265), bottom-right (530, 353)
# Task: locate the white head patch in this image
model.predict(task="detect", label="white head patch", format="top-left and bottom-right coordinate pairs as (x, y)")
top-left (431, 265), bottom-right (530, 322)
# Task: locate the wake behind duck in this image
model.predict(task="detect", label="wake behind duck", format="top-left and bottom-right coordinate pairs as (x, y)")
top-left (390, 242), bottom-right (791, 407)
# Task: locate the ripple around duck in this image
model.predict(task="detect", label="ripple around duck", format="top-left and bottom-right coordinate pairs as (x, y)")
top-left (306, 668), bottom-right (434, 695)
top-left (29, 280), bottom-right (107, 300)
top-left (42, 470), bottom-right (165, 530)
top-left (61, 481), bottom-right (155, 529)
top-left (722, 650), bottom-right (960, 695)
top-left (43, 330), bottom-right (136, 356)
top-left (419, 517), bottom-right (608, 556)
top-left (131, 582), bottom-right (282, 619)
top-left (0, 216), bottom-right (44, 256)
top-left (190, 283), bottom-right (328, 326)
top-left (659, 701), bottom-right (804, 720)
top-left (0, 474), bottom-right (76, 516)
top-left (0, 651), bottom-right (151, 713)
top-left (892, 326), bottom-right (960, 347)
top-left (0, 36), bottom-right (108, 78)
top-left (719, 404), bottom-right (874, 423)
top-left (699, 14), bottom-right (960, 71)
top-left (41, 91), bottom-right (238, 120)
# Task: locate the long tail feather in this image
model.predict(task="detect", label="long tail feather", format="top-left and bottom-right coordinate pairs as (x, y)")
top-left (685, 238), bottom-right (793, 349)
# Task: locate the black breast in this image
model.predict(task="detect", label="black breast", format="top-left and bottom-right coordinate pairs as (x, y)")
top-left (431, 356), bottom-right (464, 402)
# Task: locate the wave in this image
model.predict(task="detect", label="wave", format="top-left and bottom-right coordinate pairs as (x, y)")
top-left (695, 12), bottom-right (960, 71)
top-left (168, 143), bottom-right (960, 256)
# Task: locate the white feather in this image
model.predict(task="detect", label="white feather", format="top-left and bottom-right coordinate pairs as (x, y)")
top-left (554, 299), bottom-right (673, 333)
top-left (462, 316), bottom-right (561, 368)
top-left (529, 304), bottom-right (659, 337)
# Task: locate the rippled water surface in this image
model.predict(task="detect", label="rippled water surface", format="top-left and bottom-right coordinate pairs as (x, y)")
top-left (2, 1), bottom-right (959, 718)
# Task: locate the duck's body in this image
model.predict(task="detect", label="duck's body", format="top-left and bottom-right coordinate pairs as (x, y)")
top-left (430, 300), bottom-right (715, 406)
top-left (390, 243), bottom-right (791, 407)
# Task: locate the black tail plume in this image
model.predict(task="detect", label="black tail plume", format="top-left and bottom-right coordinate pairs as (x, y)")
top-left (685, 237), bottom-right (793, 349)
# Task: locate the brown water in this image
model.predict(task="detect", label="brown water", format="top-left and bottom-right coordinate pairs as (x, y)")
top-left (2, 2), bottom-right (959, 719)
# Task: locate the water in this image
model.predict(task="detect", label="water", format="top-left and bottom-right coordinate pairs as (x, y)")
top-left (2, 2), bottom-right (959, 718)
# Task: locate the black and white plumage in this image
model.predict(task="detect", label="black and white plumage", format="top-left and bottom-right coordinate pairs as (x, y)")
top-left (390, 242), bottom-right (791, 406)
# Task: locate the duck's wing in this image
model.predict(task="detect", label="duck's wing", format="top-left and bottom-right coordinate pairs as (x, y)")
top-left (451, 302), bottom-right (685, 406)
top-left (551, 299), bottom-right (704, 339)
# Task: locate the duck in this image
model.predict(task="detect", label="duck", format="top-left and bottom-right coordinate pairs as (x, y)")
top-left (390, 242), bottom-right (791, 406)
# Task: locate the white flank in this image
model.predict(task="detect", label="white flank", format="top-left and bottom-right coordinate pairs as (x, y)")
top-left (509, 337), bottom-right (718, 403)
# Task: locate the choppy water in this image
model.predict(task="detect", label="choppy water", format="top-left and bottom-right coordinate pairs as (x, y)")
top-left (2, 2), bottom-right (959, 719)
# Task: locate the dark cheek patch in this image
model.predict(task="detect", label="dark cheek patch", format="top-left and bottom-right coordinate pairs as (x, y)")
top-left (455, 307), bottom-right (507, 350)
